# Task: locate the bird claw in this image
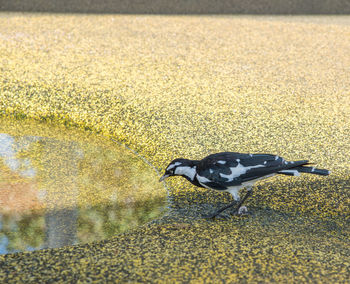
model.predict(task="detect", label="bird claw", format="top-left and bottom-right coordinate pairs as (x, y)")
top-left (237, 206), bottom-right (248, 215)
top-left (229, 206), bottom-right (250, 216)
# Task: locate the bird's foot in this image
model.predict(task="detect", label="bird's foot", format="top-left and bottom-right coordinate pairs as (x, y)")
top-left (231, 206), bottom-right (250, 216)
top-left (238, 206), bottom-right (248, 215)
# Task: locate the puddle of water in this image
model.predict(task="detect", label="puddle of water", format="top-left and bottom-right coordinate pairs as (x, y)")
top-left (0, 117), bottom-right (166, 254)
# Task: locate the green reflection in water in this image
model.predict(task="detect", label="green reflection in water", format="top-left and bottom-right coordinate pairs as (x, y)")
top-left (0, 118), bottom-right (166, 254)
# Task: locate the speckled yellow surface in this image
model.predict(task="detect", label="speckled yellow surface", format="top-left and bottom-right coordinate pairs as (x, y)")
top-left (0, 14), bottom-right (349, 282)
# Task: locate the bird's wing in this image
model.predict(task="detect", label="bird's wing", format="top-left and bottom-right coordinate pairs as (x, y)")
top-left (196, 152), bottom-right (307, 189)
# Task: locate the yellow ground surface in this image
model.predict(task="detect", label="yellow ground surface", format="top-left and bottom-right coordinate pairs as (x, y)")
top-left (0, 14), bottom-right (349, 282)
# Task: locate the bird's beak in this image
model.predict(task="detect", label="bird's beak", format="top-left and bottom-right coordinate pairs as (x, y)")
top-left (159, 174), bottom-right (169, 182)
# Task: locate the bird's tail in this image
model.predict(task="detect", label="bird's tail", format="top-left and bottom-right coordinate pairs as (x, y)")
top-left (278, 161), bottom-right (330, 176)
top-left (292, 166), bottom-right (330, 176)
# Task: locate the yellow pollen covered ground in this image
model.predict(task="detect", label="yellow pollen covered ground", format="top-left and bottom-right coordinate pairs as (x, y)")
top-left (0, 13), bottom-right (349, 282)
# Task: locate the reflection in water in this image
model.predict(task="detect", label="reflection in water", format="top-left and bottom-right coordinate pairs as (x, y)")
top-left (0, 119), bottom-right (166, 254)
top-left (45, 209), bottom-right (78, 249)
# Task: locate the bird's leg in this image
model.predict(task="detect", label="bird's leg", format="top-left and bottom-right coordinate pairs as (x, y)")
top-left (230, 187), bottom-right (253, 215)
top-left (204, 200), bottom-right (238, 219)
top-left (204, 187), bottom-right (253, 219)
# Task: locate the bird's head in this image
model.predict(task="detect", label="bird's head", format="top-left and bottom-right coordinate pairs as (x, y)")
top-left (159, 158), bottom-right (197, 182)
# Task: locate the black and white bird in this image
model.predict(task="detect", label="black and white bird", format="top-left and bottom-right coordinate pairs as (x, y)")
top-left (159, 152), bottom-right (330, 218)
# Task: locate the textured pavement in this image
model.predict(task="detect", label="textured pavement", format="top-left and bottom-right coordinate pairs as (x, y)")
top-left (0, 14), bottom-right (349, 282)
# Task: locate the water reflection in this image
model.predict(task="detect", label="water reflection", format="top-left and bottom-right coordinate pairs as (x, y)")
top-left (0, 119), bottom-right (166, 254)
